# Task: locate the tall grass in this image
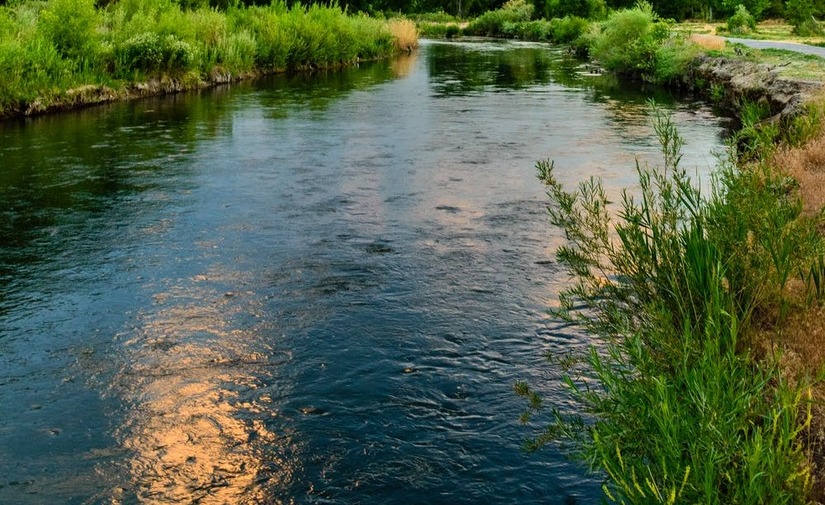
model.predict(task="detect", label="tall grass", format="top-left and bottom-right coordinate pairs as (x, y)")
top-left (0, 0), bottom-right (413, 115)
top-left (519, 105), bottom-right (824, 503)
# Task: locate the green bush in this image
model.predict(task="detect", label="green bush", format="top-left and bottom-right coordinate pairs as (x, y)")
top-left (795, 18), bottom-right (823, 35)
top-left (550, 0), bottom-right (607, 19)
top-left (416, 21), bottom-right (449, 38)
top-left (115, 32), bottom-right (195, 74)
top-left (588, 2), bottom-right (670, 79)
top-left (215, 30), bottom-right (257, 72)
top-left (519, 19), bottom-right (554, 40)
top-left (445, 24), bottom-right (461, 38)
top-left (0, 0), bottom-right (405, 114)
top-left (550, 15), bottom-right (589, 43)
top-left (413, 10), bottom-right (458, 23)
top-left (727, 4), bottom-right (757, 34)
top-left (39, 0), bottom-right (99, 61)
top-left (465, 0), bottom-right (534, 37)
top-left (785, 0), bottom-right (822, 34)
top-left (653, 36), bottom-right (701, 84)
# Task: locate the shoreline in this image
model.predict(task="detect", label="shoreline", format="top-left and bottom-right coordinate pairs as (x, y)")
top-left (0, 59), bottom-right (399, 120)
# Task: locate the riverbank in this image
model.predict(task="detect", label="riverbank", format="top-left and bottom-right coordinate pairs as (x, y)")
top-left (0, 0), bottom-right (417, 119)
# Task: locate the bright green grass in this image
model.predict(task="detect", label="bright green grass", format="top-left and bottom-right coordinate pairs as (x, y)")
top-left (0, 0), bottom-right (401, 114)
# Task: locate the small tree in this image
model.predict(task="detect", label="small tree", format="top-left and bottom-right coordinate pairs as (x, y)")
top-left (727, 4), bottom-right (756, 34)
top-left (786, 0), bottom-right (822, 35)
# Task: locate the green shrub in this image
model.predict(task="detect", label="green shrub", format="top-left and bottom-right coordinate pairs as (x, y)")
top-left (727, 4), bottom-right (757, 34)
top-left (550, 15), bottom-right (589, 43)
top-left (215, 30), bottom-right (257, 72)
top-left (588, 2), bottom-right (670, 79)
top-left (465, 0), bottom-right (534, 37)
top-left (795, 18), bottom-right (823, 35)
top-left (236, 6), bottom-right (291, 69)
top-left (416, 22), bottom-right (449, 38)
top-left (551, 0), bottom-right (607, 19)
top-left (653, 36), bottom-right (701, 84)
top-left (518, 19), bottom-right (554, 40)
top-left (0, 0), bottom-right (404, 113)
top-left (38, 0), bottom-right (99, 61)
top-left (445, 24), bottom-right (461, 38)
top-left (413, 10), bottom-right (458, 23)
top-left (115, 32), bottom-right (195, 74)
top-left (785, 0), bottom-right (822, 34)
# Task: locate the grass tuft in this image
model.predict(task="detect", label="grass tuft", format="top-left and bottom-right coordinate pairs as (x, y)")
top-left (388, 18), bottom-right (418, 52)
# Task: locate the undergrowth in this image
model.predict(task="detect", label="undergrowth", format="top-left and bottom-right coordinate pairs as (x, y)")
top-left (0, 0), bottom-right (412, 114)
top-left (518, 104), bottom-right (825, 503)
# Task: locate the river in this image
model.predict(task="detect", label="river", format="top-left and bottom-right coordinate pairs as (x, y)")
top-left (0, 40), bottom-right (728, 504)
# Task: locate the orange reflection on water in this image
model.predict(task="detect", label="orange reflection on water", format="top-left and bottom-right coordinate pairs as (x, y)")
top-left (114, 276), bottom-right (295, 504)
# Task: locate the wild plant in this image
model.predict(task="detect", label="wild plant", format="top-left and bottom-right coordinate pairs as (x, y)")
top-left (521, 104), bottom-right (821, 503)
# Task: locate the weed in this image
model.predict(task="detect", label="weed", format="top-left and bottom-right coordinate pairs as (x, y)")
top-left (521, 104), bottom-right (823, 503)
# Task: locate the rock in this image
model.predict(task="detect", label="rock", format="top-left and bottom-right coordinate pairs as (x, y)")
top-left (688, 55), bottom-right (822, 121)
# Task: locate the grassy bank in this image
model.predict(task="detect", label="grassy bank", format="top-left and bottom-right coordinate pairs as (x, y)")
top-left (0, 0), bottom-right (418, 117)
top-left (508, 4), bottom-right (825, 502)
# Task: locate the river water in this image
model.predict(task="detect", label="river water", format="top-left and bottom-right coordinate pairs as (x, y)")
top-left (0, 40), bottom-right (728, 504)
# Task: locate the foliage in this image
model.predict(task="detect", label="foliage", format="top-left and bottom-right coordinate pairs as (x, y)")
top-left (786, 0), bottom-right (816, 28)
top-left (723, 0), bottom-right (771, 19)
top-left (39, 0), bottom-right (99, 61)
top-left (521, 105), bottom-right (822, 504)
top-left (727, 4), bottom-right (757, 34)
top-left (652, 36), bottom-right (700, 84)
top-left (784, 0), bottom-right (823, 36)
top-left (464, 0), bottom-right (534, 36)
top-left (588, 2), bottom-right (671, 81)
top-left (0, 0), bottom-right (410, 114)
top-left (542, 0), bottom-right (607, 20)
top-left (550, 15), bottom-right (589, 42)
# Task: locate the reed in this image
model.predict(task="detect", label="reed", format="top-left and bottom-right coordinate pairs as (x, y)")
top-left (388, 18), bottom-right (418, 53)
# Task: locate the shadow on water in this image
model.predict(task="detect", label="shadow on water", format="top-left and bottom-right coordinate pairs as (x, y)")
top-left (0, 42), bottom-right (726, 504)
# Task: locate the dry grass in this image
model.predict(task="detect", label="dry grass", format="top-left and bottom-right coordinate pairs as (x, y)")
top-left (388, 19), bottom-right (419, 53)
top-left (757, 101), bottom-right (825, 500)
top-left (689, 34), bottom-right (726, 51)
top-left (757, 299), bottom-right (825, 503)
top-left (771, 119), bottom-right (825, 217)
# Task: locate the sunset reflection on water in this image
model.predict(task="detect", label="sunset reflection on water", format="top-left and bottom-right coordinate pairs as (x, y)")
top-left (112, 274), bottom-right (296, 504)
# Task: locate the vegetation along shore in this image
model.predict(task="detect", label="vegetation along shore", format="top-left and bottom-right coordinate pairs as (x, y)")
top-left (0, 0), bottom-right (417, 118)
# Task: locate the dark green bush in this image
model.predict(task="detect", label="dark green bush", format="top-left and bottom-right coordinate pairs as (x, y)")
top-left (795, 18), bottom-right (822, 35)
top-left (464, 0), bottom-right (534, 36)
top-left (550, 15), bottom-right (588, 43)
top-left (727, 4), bottom-right (757, 34)
top-left (445, 24), bottom-right (461, 38)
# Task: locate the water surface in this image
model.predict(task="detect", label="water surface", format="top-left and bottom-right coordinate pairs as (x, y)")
top-left (0, 40), bottom-right (728, 504)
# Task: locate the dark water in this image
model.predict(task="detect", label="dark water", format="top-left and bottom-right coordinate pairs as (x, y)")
top-left (0, 40), bottom-right (728, 504)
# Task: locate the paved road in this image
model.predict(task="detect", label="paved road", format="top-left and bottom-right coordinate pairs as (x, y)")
top-left (725, 37), bottom-right (825, 58)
